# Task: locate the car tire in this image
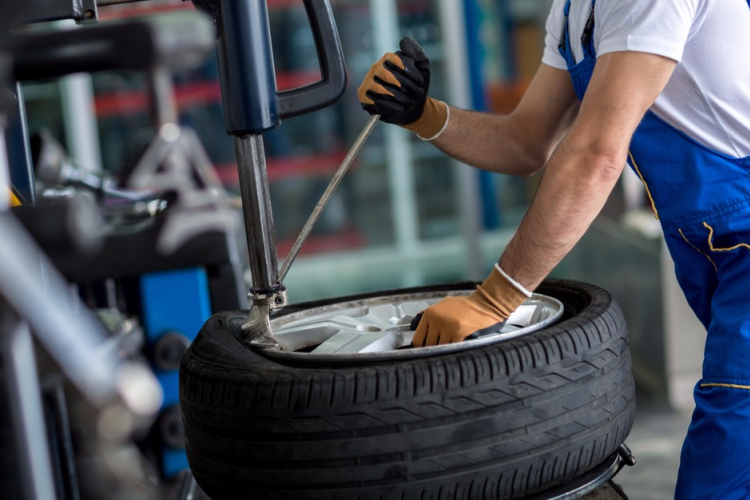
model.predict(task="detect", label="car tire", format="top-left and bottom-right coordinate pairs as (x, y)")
top-left (179, 279), bottom-right (635, 500)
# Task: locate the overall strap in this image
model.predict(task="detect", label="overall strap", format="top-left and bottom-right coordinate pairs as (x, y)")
top-left (558, 0), bottom-right (597, 67)
top-left (581, 0), bottom-right (597, 60)
top-left (557, 0), bottom-right (576, 68)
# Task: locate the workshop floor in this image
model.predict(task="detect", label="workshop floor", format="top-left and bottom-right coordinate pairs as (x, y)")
top-left (614, 389), bottom-right (693, 500)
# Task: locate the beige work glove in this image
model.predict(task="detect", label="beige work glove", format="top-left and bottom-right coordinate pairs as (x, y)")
top-left (357, 37), bottom-right (449, 140)
top-left (411, 265), bottom-right (530, 346)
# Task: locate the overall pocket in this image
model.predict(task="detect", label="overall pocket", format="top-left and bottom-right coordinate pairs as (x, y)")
top-left (672, 202), bottom-right (750, 328)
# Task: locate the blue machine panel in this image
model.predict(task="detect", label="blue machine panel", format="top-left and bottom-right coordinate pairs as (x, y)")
top-left (140, 267), bottom-right (212, 478)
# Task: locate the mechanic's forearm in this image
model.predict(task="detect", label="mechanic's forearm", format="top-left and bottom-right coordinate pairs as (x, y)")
top-left (499, 51), bottom-right (676, 290)
top-left (431, 107), bottom-right (546, 177)
top-left (429, 64), bottom-right (579, 177)
top-left (498, 140), bottom-right (626, 290)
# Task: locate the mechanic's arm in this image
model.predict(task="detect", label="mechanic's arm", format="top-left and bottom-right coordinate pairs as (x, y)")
top-left (500, 51), bottom-right (676, 289)
top-left (359, 38), bottom-right (578, 177)
top-left (431, 64), bottom-right (579, 176)
top-left (412, 51), bottom-right (677, 346)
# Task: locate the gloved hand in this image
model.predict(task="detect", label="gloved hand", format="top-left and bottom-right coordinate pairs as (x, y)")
top-left (411, 264), bottom-right (530, 346)
top-left (357, 37), bottom-right (449, 140)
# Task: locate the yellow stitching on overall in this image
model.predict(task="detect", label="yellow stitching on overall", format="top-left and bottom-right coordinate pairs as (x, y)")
top-left (701, 383), bottom-right (750, 391)
top-left (703, 221), bottom-right (750, 252)
top-left (627, 150), bottom-right (659, 220)
top-left (679, 228), bottom-right (718, 273)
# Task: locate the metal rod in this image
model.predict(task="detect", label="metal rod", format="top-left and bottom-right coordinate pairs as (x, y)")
top-left (235, 134), bottom-right (279, 293)
top-left (438, 0), bottom-right (483, 280)
top-left (60, 73), bottom-right (103, 174)
top-left (1, 304), bottom-right (58, 500)
top-left (149, 67), bottom-right (179, 129)
top-left (278, 115), bottom-right (379, 282)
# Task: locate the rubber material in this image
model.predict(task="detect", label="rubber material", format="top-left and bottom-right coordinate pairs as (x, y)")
top-left (179, 279), bottom-right (635, 500)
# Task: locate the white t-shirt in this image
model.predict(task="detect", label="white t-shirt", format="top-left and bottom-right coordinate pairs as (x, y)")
top-left (542, 0), bottom-right (750, 158)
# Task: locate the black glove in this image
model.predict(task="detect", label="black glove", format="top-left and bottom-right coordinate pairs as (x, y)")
top-left (358, 37), bottom-right (431, 126)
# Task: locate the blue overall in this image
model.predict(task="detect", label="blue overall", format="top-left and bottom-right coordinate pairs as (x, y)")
top-left (560, 1), bottom-right (750, 498)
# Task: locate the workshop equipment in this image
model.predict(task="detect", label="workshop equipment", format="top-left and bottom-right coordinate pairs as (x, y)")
top-left (193, 0), bottom-right (347, 346)
top-left (5, 7), bottom-right (249, 490)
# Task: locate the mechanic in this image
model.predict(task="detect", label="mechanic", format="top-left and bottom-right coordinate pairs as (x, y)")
top-left (358, 0), bottom-right (750, 498)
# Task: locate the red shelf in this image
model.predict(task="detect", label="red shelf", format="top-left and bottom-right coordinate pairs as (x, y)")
top-left (98, 1), bottom-right (194, 21)
top-left (95, 81), bottom-right (221, 118)
top-left (216, 149), bottom-right (349, 184)
top-left (94, 72), bottom-right (319, 118)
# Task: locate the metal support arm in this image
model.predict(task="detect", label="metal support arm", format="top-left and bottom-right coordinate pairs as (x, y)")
top-left (196, 0), bottom-right (346, 347)
top-left (234, 135), bottom-right (287, 347)
top-left (234, 135), bottom-right (279, 295)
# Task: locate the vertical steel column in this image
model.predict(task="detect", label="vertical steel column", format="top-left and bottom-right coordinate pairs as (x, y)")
top-left (370, 0), bottom-right (422, 289)
top-left (148, 67), bottom-right (179, 131)
top-left (438, 0), bottom-right (483, 280)
top-left (60, 62), bottom-right (103, 173)
top-left (0, 302), bottom-right (58, 500)
top-left (370, 0), bottom-right (419, 255)
top-left (234, 134), bottom-right (278, 294)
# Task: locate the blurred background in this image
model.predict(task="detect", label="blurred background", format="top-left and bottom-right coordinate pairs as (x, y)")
top-left (24, 0), bottom-right (557, 301)
top-left (17, 0), bottom-right (703, 497)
